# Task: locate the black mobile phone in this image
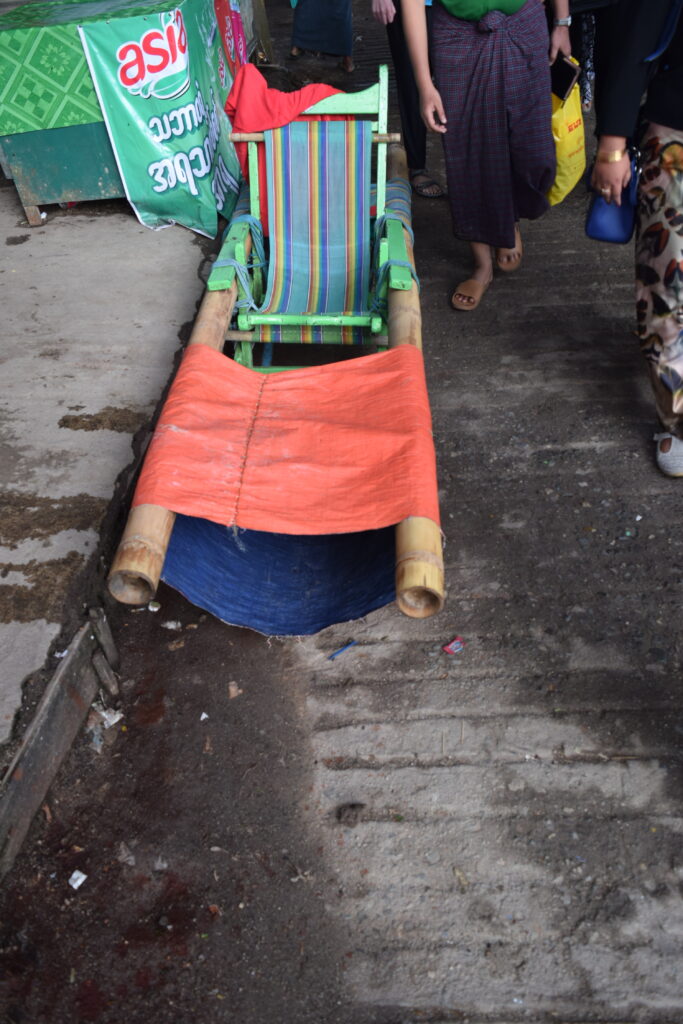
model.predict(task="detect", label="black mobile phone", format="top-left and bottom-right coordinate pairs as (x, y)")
top-left (551, 56), bottom-right (581, 102)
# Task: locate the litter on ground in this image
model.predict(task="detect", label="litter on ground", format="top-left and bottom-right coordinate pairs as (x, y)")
top-left (442, 636), bottom-right (466, 655)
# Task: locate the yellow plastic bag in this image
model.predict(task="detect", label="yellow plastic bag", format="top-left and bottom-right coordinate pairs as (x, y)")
top-left (547, 77), bottom-right (586, 206)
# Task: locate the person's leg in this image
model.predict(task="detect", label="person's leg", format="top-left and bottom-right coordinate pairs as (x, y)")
top-left (636, 123), bottom-right (683, 472)
top-left (387, 0), bottom-right (443, 195)
top-left (450, 240), bottom-right (493, 311)
top-left (494, 224), bottom-right (523, 271)
top-left (290, 0), bottom-right (309, 56)
top-left (430, 4), bottom-right (515, 307)
top-left (339, 0), bottom-right (354, 69)
top-left (291, 0), bottom-right (353, 59)
top-left (386, 1), bottom-right (426, 173)
top-left (496, 6), bottom-right (554, 275)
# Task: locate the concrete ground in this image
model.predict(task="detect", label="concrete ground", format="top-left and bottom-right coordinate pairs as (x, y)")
top-left (2, 1), bottom-right (683, 1021)
top-left (0, 184), bottom-right (210, 748)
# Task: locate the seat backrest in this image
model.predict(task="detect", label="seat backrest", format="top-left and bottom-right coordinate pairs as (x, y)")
top-left (301, 64), bottom-right (389, 219)
top-left (259, 119), bottom-right (373, 317)
top-left (245, 65), bottom-right (390, 228)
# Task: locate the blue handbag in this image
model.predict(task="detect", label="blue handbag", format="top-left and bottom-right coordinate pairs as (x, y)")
top-left (585, 152), bottom-right (640, 244)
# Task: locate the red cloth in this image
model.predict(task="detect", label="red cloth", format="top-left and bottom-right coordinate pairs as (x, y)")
top-left (225, 63), bottom-right (343, 233)
top-left (133, 344), bottom-right (440, 535)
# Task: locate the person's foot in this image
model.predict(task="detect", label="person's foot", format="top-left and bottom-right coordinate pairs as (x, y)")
top-left (409, 169), bottom-right (445, 199)
top-left (289, 45), bottom-right (303, 59)
top-left (451, 257), bottom-right (493, 311)
top-left (654, 432), bottom-right (683, 476)
top-left (339, 55), bottom-right (354, 73)
top-left (495, 224), bottom-right (523, 272)
top-left (450, 278), bottom-right (490, 311)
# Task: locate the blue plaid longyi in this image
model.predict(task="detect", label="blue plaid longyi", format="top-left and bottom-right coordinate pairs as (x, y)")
top-left (431, 0), bottom-right (556, 249)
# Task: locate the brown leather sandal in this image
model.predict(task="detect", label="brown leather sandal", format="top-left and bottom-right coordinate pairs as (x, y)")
top-left (450, 279), bottom-right (490, 312)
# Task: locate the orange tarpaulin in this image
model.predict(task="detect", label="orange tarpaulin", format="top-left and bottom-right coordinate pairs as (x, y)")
top-left (133, 344), bottom-right (440, 536)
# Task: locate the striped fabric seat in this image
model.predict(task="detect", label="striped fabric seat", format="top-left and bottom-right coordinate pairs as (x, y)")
top-left (258, 120), bottom-right (373, 344)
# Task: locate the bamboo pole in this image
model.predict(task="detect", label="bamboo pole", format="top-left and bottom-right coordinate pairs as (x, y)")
top-left (107, 286), bottom-right (239, 605)
top-left (395, 518), bottom-right (444, 617)
top-left (387, 144), bottom-right (445, 618)
top-left (386, 145), bottom-right (421, 351)
top-left (230, 132), bottom-right (402, 145)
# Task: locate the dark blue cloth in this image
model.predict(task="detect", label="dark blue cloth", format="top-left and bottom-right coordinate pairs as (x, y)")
top-left (162, 514), bottom-right (396, 636)
top-left (291, 0), bottom-right (353, 57)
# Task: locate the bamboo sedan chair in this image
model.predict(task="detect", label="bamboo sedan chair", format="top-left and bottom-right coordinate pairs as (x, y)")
top-left (108, 68), bottom-right (445, 634)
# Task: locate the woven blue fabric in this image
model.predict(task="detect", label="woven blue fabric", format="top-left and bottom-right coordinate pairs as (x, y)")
top-left (374, 177), bottom-right (413, 235)
top-left (162, 515), bottom-right (396, 636)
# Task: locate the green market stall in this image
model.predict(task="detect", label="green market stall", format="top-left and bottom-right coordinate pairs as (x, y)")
top-left (0, 0), bottom-right (265, 232)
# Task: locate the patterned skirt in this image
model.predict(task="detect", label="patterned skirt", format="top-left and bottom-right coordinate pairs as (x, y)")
top-left (430, 0), bottom-right (555, 249)
top-left (636, 123), bottom-right (683, 437)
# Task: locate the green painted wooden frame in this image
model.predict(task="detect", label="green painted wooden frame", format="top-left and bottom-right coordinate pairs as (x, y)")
top-left (207, 64), bottom-right (412, 355)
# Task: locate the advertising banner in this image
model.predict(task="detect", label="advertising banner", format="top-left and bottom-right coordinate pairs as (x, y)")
top-left (236, 0), bottom-right (256, 56)
top-left (213, 0), bottom-right (247, 77)
top-left (79, 0), bottom-right (240, 236)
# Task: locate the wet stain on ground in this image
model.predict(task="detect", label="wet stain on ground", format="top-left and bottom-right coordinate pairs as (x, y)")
top-left (0, 552), bottom-right (86, 622)
top-left (58, 407), bottom-right (148, 433)
top-left (6, 235), bottom-right (30, 246)
top-left (335, 802), bottom-right (366, 827)
top-left (0, 493), bottom-right (108, 547)
top-left (74, 979), bottom-right (108, 1022)
top-left (130, 682), bottom-right (166, 726)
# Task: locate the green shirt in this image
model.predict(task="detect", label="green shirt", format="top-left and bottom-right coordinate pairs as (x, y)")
top-left (437, 0), bottom-right (526, 18)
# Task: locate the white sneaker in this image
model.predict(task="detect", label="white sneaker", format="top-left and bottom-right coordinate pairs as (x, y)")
top-left (654, 432), bottom-right (683, 476)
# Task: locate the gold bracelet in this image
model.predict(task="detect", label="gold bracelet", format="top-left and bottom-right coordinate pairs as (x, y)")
top-left (597, 149), bottom-right (627, 164)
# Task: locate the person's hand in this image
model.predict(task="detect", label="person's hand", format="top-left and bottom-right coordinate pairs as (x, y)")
top-left (372, 0), bottom-right (396, 25)
top-left (549, 25), bottom-right (571, 63)
top-left (591, 153), bottom-right (632, 206)
top-left (419, 84), bottom-right (447, 133)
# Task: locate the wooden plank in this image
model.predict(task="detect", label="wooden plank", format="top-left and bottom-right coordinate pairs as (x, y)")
top-left (385, 218), bottom-right (412, 291)
top-left (242, 312), bottom-right (376, 326)
top-left (207, 219), bottom-right (251, 292)
top-left (304, 82), bottom-right (380, 117)
top-left (24, 204), bottom-right (42, 227)
top-left (92, 649), bottom-right (119, 698)
top-left (0, 623), bottom-right (100, 878)
top-left (375, 66), bottom-right (389, 215)
top-left (88, 607), bottom-right (119, 671)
